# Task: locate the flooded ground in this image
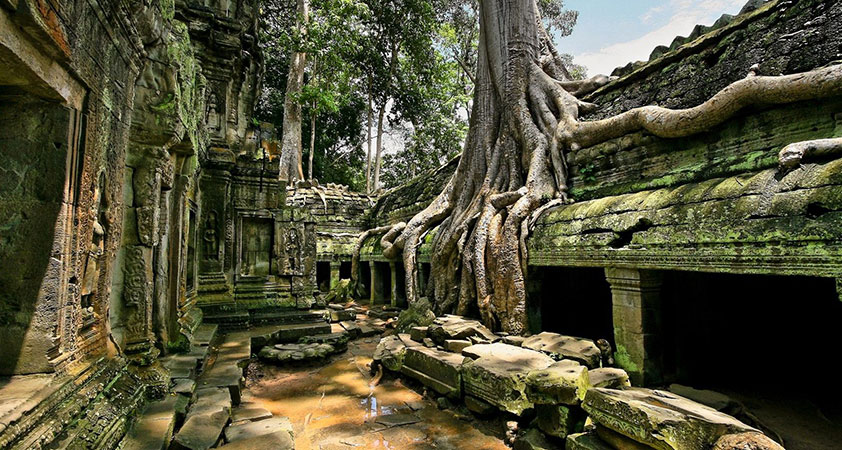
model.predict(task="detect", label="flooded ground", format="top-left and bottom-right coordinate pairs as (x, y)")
top-left (245, 337), bottom-right (510, 450)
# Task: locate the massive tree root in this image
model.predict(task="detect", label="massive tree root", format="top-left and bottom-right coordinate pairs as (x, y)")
top-left (355, 0), bottom-right (842, 334)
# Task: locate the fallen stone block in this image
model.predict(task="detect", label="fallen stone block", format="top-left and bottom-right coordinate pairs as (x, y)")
top-left (595, 425), bottom-right (658, 450)
top-left (461, 343), bottom-right (555, 415)
top-left (522, 332), bottom-right (601, 368)
top-left (566, 431), bottom-right (614, 450)
top-left (444, 339), bottom-right (471, 353)
top-left (713, 432), bottom-right (784, 450)
top-left (373, 335), bottom-right (408, 372)
top-left (427, 315), bottom-right (497, 345)
top-left (526, 360), bottom-right (589, 405)
top-left (582, 387), bottom-right (760, 450)
top-left (329, 309), bottom-right (356, 322)
top-left (172, 410), bottom-right (229, 450)
top-left (217, 430), bottom-right (295, 450)
top-left (410, 326), bottom-right (428, 342)
top-left (589, 368), bottom-right (631, 390)
top-left (199, 365), bottom-right (243, 406)
top-left (400, 346), bottom-right (465, 398)
top-left (536, 404), bottom-right (583, 438)
top-left (340, 321), bottom-right (361, 338)
top-left (513, 427), bottom-right (563, 450)
top-left (122, 396), bottom-right (178, 450)
top-left (464, 395), bottom-right (496, 415)
top-left (224, 416), bottom-right (293, 443)
top-left (502, 335), bottom-right (526, 347)
top-left (374, 412), bottom-right (421, 427)
top-left (358, 323), bottom-right (379, 337)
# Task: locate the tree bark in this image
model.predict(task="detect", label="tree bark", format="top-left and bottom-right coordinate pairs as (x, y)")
top-left (372, 104), bottom-right (386, 192)
top-left (366, 80), bottom-right (373, 193)
top-left (378, 0), bottom-right (604, 334)
top-left (279, 0), bottom-right (309, 185)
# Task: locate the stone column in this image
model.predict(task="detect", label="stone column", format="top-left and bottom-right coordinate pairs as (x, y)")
top-left (369, 263), bottom-right (379, 305)
top-left (329, 261), bottom-right (341, 290)
top-left (390, 262), bottom-right (398, 307)
top-left (604, 267), bottom-right (664, 386)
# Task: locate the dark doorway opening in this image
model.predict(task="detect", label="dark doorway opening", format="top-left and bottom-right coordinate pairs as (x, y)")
top-left (660, 271), bottom-right (842, 450)
top-left (316, 261), bottom-right (330, 292)
top-left (360, 262), bottom-right (372, 299)
top-left (340, 261), bottom-right (352, 279)
top-left (527, 266), bottom-right (614, 344)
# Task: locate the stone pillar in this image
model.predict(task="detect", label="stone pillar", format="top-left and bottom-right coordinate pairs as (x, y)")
top-left (390, 262), bottom-right (398, 307)
top-left (329, 261), bottom-right (341, 290)
top-left (604, 267), bottom-right (664, 386)
top-left (369, 263), bottom-right (380, 305)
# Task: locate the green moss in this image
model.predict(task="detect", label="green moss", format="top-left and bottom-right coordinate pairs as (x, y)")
top-left (166, 333), bottom-right (191, 354)
top-left (613, 344), bottom-right (640, 380)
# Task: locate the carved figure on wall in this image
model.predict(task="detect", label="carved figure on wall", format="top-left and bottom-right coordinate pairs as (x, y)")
top-left (203, 211), bottom-right (219, 261)
top-left (286, 227), bottom-right (301, 274)
top-left (207, 92), bottom-right (221, 130)
top-left (81, 172), bottom-right (108, 314)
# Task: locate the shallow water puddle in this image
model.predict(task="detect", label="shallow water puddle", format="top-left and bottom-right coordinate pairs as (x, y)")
top-left (246, 339), bottom-right (509, 449)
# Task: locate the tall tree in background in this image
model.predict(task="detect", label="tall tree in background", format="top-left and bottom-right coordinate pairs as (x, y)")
top-left (278, 0), bottom-right (309, 183)
top-left (379, 0), bottom-right (608, 333)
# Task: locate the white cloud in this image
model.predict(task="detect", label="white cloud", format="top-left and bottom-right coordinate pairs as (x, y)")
top-left (575, 0), bottom-right (747, 76)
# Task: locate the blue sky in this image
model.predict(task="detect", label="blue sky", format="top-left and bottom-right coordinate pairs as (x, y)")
top-left (559, 0), bottom-right (749, 76)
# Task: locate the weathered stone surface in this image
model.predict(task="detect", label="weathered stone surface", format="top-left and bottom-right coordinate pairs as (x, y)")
top-left (582, 388), bottom-right (758, 450)
top-left (224, 416), bottom-right (293, 443)
top-left (427, 315), bottom-right (497, 345)
top-left (536, 404), bottom-right (583, 438)
top-left (444, 339), bottom-right (472, 353)
top-left (122, 397), bottom-right (178, 450)
top-left (374, 413), bottom-right (421, 427)
top-left (502, 335), bottom-right (526, 347)
top-left (464, 395), bottom-right (496, 415)
top-left (172, 410), bottom-right (229, 450)
top-left (187, 388), bottom-right (232, 419)
top-left (231, 407), bottom-right (273, 424)
top-left (373, 335), bottom-right (408, 372)
top-left (667, 384), bottom-right (735, 412)
top-left (410, 326), bottom-right (428, 342)
top-left (329, 309), bottom-right (356, 322)
top-left (522, 332), bottom-right (601, 368)
top-left (526, 360), bottom-right (589, 405)
top-left (216, 431), bottom-right (294, 450)
top-left (712, 432), bottom-right (784, 450)
top-left (513, 428), bottom-right (563, 450)
top-left (340, 321), bottom-right (361, 338)
top-left (461, 343), bottom-right (555, 415)
top-left (258, 343), bottom-right (337, 363)
top-left (400, 346), bottom-right (465, 398)
top-left (567, 431), bottom-right (615, 450)
top-left (595, 425), bottom-right (658, 450)
top-left (589, 368), bottom-right (631, 390)
top-left (299, 331), bottom-right (351, 350)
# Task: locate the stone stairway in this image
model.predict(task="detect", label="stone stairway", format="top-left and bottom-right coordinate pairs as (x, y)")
top-left (120, 326), bottom-right (295, 450)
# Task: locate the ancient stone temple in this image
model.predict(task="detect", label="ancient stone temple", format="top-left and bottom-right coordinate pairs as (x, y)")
top-left (1, 0), bottom-right (841, 449)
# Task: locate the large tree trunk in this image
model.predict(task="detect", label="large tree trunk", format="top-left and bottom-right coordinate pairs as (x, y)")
top-left (380, 0), bottom-right (598, 334)
top-left (372, 105), bottom-right (386, 192)
top-left (279, 0), bottom-right (309, 185)
top-left (366, 81), bottom-right (373, 193)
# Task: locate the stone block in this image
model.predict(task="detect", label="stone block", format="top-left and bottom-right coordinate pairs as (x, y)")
top-left (400, 346), bottom-right (465, 398)
top-left (502, 335), bottom-right (526, 347)
top-left (410, 326), bottom-right (428, 342)
top-left (535, 404), bottom-right (583, 438)
top-left (464, 395), bottom-right (496, 415)
top-left (172, 410), bottom-right (229, 450)
top-left (340, 321), bottom-right (361, 338)
top-left (525, 360), bottom-right (589, 405)
top-left (299, 331), bottom-right (350, 351)
top-left (582, 387), bottom-right (758, 450)
top-left (258, 343), bottom-right (337, 363)
top-left (566, 431), bottom-right (614, 450)
top-left (427, 315), bottom-right (497, 345)
top-left (224, 416), bottom-right (293, 443)
top-left (444, 339), bottom-right (472, 353)
top-left (512, 428), bottom-right (563, 450)
top-left (589, 368), bottom-right (631, 390)
top-left (329, 309), bottom-right (356, 322)
top-left (231, 407), bottom-right (273, 424)
top-left (373, 335), bottom-right (408, 372)
top-left (522, 332), bottom-right (602, 368)
top-left (461, 343), bottom-right (555, 415)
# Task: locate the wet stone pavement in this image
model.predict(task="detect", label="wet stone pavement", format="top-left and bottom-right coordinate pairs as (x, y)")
top-left (245, 338), bottom-right (510, 449)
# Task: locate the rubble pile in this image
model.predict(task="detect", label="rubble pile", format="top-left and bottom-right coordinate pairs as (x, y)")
top-left (373, 315), bottom-right (784, 450)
